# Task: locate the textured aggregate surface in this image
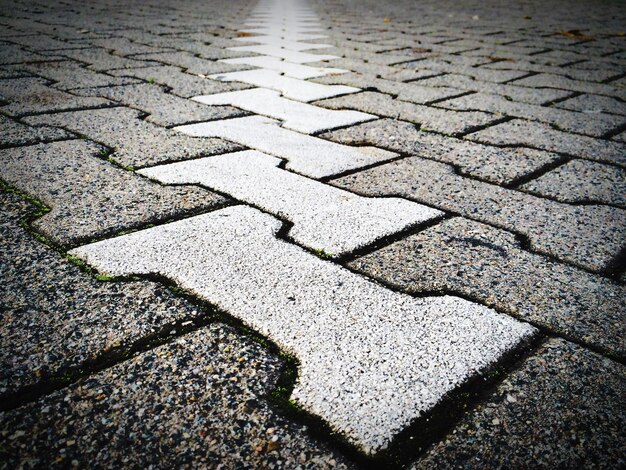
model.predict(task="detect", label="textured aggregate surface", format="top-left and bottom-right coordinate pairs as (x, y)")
top-left (1, 0), bottom-right (625, 467)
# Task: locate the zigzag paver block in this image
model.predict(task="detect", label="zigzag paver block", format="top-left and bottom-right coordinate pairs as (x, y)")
top-left (69, 206), bottom-right (536, 454)
top-left (227, 44), bottom-right (338, 63)
top-left (139, 150), bottom-right (441, 256)
top-left (221, 55), bottom-right (348, 79)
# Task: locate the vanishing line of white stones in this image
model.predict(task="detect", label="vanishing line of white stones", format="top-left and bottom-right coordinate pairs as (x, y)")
top-left (70, 0), bottom-right (536, 455)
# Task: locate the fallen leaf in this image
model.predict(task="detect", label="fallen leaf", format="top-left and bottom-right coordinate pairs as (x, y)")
top-left (556, 30), bottom-right (594, 40)
top-left (237, 31), bottom-right (254, 37)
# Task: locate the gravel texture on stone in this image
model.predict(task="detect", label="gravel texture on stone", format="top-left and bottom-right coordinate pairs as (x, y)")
top-left (74, 82), bottom-right (245, 127)
top-left (0, 42), bottom-right (64, 65)
top-left (0, 140), bottom-right (226, 247)
top-left (0, 114), bottom-right (71, 147)
top-left (348, 217), bottom-right (626, 359)
top-left (411, 339), bottom-right (626, 469)
top-left (520, 159), bottom-right (626, 208)
top-left (69, 206), bottom-right (536, 454)
top-left (193, 88), bottom-right (375, 134)
top-left (467, 119), bottom-right (626, 167)
top-left (0, 325), bottom-right (354, 469)
top-left (134, 51), bottom-right (252, 75)
top-left (175, 115), bottom-right (397, 179)
top-left (331, 157), bottom-right (626, 272)
top-left (139, 150), bottom-right (441, 256)
top-left (554, 93), bottom-right (626, 116)
top-left (0, 77), bottom-right (110, 116)
top-left (510, 73), bottom-right (626, 100)
top-left (0, 191), bottom-right (205, 398)
top-left (50, 47), bottom-right (161, 71)
top-left (320, 118), bottom-right (559, 185)
top-left (315, 91), bottom-right (497, 135)
top-left (24, 107), bottom-right (242, 169)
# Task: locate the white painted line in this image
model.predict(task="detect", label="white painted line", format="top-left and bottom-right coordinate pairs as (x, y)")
top-left (227, 44), bottom-right (338, 63)
top-left (220, 56), bottom-right (347, 80)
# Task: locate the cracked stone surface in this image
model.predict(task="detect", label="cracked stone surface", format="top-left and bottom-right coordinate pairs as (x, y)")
top-left (139, 150), bottom-right (441, 256)
top-left (69, 206), bottom-right (536, 453)
top-left (0, 140), bottom-right (226, 247)
top-left (175, 115), bottom-right (397, 178)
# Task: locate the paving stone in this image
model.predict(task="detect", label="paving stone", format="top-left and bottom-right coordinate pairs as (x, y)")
top-left (468, 119), bottom-right (626, 167)
top-left (320, 118), bottom-right (560, 185)
top-left (0, 191), bottom-right (208, 398)
top-left (483, 61), bottom-right (623, 83)
top-left (193, 88), bottom-right (374, 133)
top-left (0, 42), bottom-right (64, 65)
top-left (75, 83), bottom-right (244, 127)
top-left (0, 77), bottom-right (110, 116)
top-left (314, 72), bottom-right (466, 104)
top-left (69, 205), bottom-right (535, 454)
top-left (7, 60), bottom-right (139, 90)
top-left (131, 51), bottom-right (252, 75)
top-left (0, 140), bottom-right (226, 247)
top-left (87, 36), bottom-right (176, 56)
top-left (417, 73), bottom-right (573, 105)
top-left (2, 34), bottom-right (90, 52)
top-left (309, 57), bottom-right (441, 81)
top-left (227, 44), bottom-right (338, 63)
top-left (316, 91), bottom-right (497, 135)
top-left (108, 65), bottom-right (251, 98)
top-left (208, 69), bottom-right (360, 102)
top-left (140, 150), bottom-right (440, 255)
top-left (554, 93), bottom-right (626, 116)
top-left (232, 35), bottom-right (333, 50)
top-left (221, 55), bottom-right (348, 79)
top-left (349, 217), bottom-right (626, 358)
top-left (412, 339), bottom-right (626, 469)
top-left (331, 157), bottom-right (626, 272)
top-left (24, 107), bottom-right (242, 169)
top-left (510, 73), bottom-right (626, 100)
top-left (520, 159), bottom-right (626, 208)
top-left (52, 47), bottom-right (161, 71)
top-left (0, 115), bottom-right (71, 147)
top-left (175, 115), bottom-right (397, 178)
top-left (400, 59), bottom-right (529, 83)
top-left (439, 92), bottom-right (624, 137)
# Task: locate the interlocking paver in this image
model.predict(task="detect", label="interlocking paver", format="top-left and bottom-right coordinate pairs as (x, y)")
top-left (24, 107), bottom-right (242, 169)
top-left (316, 91), bottom-right (497, 135)
top-left (75, 83), bottom-right (245, 127)
top-left (51, 47), bottom-right (161, 71)
top-left (0, 77), bottom-right (110, 116)
top-left (0, 140), bottom-right (226, 247)
top-left (510, 73), bottom-right (626, 100)
top-left (175, 115), bottom-right (397, 178)
top-left (348, 217), bottom-right (625, 358)
top-left (139, 150), bottom-right (441, 255)
top-left (331, 157), bottom-right (626, 272)
top-left (554, 93), bottom-right (626, 116)
top-left (69, 205), bottom-right (535, 453)
top-left (221, 55), bottom-right (348, 79)
top-left (320, 118), bottom-right (561, 185)
top-left (0, 114), bottom-right (71, 147)
top-left (520, 159), bottom-right (626, 208)
top-left (0, 42), bottom-right (64, 65)
top-left (129, 50), bottom-right (251, 75)
top-left (193, 88), bottom-right (374, 133)
top-left (468, 119), bottom-right (626, 166)
top-left (412, 339), bottom-right (626, 469)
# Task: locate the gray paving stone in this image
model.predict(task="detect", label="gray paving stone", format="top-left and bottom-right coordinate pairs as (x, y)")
top-left (3, 34), bottom-right (89, 52)
top-left (520, 159), bottom-right (626, 208)
top-left (228, 44), bottom-right (337, 63)
top-left (108, 65), bottom-right (252, 98)
top-left (175, 115), bottom-right (397, 178)
top-left (348, 217), bottom-right (625, 358)
top-left (69, 205), bottom-right (535, 453)
top-left (320, 118), bottom-right (560, 185)
top-left (468, 119), bottom-right (626, 167)
top-left (415, 73), bottom-right (573, 105)
top-left (74, 83), bottom-right (244, 127)
top-left (221, 55), bottom-right (348, 79)
top-left (0, 77), bottom-right (110, 116)
top-left (0, 191), bottom-right (208, 398)
top-left (439, 92), bottom-right (624, 137)
top-left (24, 107), bottom-right (241, 169)
top-left (52, 47), bottom-right (161, 71)
top-left (140, 150), bottom-right (441, 256)
top-left (193, 88), bottom-right (374, 133)
top-left (136, 51), bottom-right (253, 75)
top-left (483, 61), bottom-right (623, 83)
top-left (0, 140), bottom-right (226, 247)
top-left (87, 36), bottom-right (176, 56)
top-left (412, 339), bottom-right (626, 469)
top-left (308, 57), bottom-right (441, 81)
top-left (331, 157), bottom-right (626, 272)
top-left (400, 59), bottom-right (529, 83)
top-left (554, 93), bottom-right (626, 116)
top-left (0, 325), bottom-right (353, 469)
top-left (316, 91), bottom-right (497, 135)
top-left (510, 73), bottom-right (626, 100)
top-left (0, 115), bottom-right (71, 147)
top-left (7, 60), bottom-right (139, 90)
top-left (0, 42), bottom-right (64, 65)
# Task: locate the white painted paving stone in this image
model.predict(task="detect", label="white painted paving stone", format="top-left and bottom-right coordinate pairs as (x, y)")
top-left (139, 150), bottom-right (441, 256)
top-left (221, 56), bottom-right (348, 79)
top-left (233, 36), bottom-right (332, 50)
top-left (69, 206), bottom-right (536, 454)
top-left (174, 115), bottom-right (397, 178)
top-left (227, 44), bottom-right (338, 63)
top-left (208, 69), bottom-right (359, 102)
top-left (193, 88), bottom-right (375, 134)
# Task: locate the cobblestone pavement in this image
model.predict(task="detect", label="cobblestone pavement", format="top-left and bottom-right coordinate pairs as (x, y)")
top-left (0, 0), bottom-right (624, 468)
